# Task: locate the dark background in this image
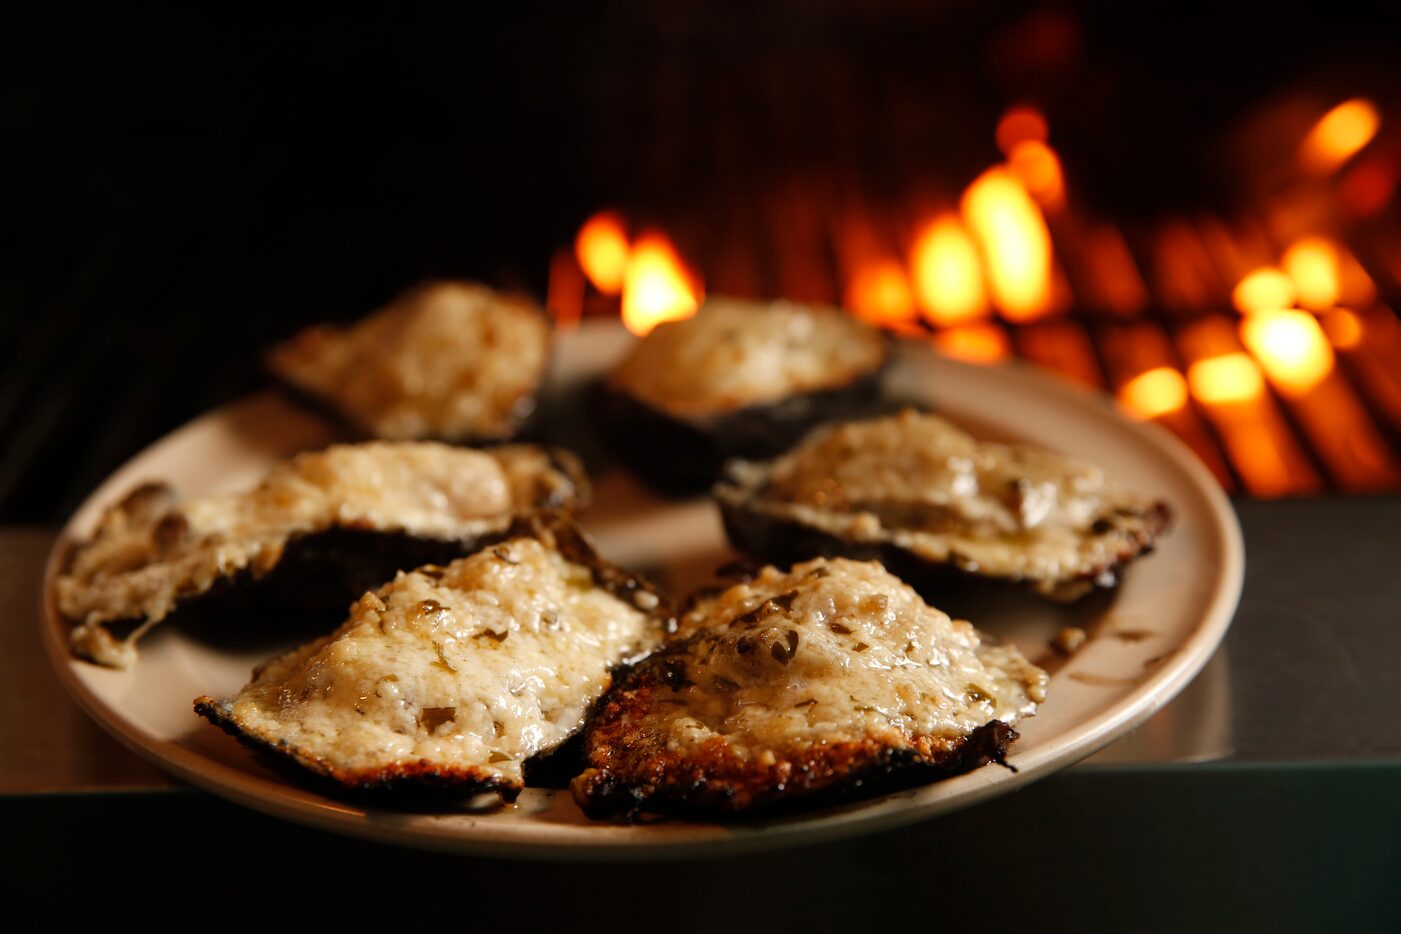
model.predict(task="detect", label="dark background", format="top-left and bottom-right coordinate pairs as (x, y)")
top-left (5, 1), bottom-right (1401, 523)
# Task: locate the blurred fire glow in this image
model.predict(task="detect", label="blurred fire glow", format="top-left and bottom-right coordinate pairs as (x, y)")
top-left (1120, 366), bottom-right (1189, 419)
top-left (1007, 140), bottom-right (1066, 210)
top-left (1323, 308), bottom-right (1364, 349)
top-left (962, 167), bottom-right (1054, 322)
top-left (995, 105), bottom-right (1048, 154)
top-left (575, 211), bottom-right (631, 295)
top-left (621, 232), bottom-right (700, 335)
top-left (1232, 267), bottom-right (1296, 315)
top-left (910, 215), bottom-right (987, 326)
top-left (933, 322), bottom-right (1010, 363)
top-left (1188, 353), bottom-right (1266, 405)
top-left (1240, 310), bottom-right (1335, 395)
top-left (1300, 98), bottom-right (1380, 175)
top-left (846, 259), bottom-right (917, 326)
top-left (1282, 238), bottom-right (1340, 310)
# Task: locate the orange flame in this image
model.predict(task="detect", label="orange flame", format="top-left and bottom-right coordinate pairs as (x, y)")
top-left (845, 259), bottom-right (916, 326)
top-left (575, 211), bottom-right (631, 295)
top-left (961, 167), bottom-right (1054, 322)
top-left (1119, 366), bottom-right (1189, 420)
top-left (1007, 140), bottom-right (1066, 211)
top-left (621, 232), bottom-right (700, 336)
top-left (1301, 98), bottom-right (1380, 175)
top-left (1281, 238), bottom-right (1340, 310)
top-left (1231, 267), bottom-right (1296, 315)
top-left (1188, 353), bottom-right (1265, 405)
top-left (1240, 310), bottom-right (1335, 395)
top-left (909, 215), bottom-right (987, 326)
top-left (1322, 308), bottom-right (1364, 349)
top-left (932, 323), bottom-right (1011, 364)
top-left (996, 105), bottom-right (1049, 155)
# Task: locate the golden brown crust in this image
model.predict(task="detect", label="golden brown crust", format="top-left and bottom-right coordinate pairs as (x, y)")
top-left (267, 281), bottom-right (551, 444)
top-left (715, 411), bottom-right (1173, 601)
top-left (572, 658), bottom-right (1017, 820)
top-left (59, 443), bottom-right (588, 668)
top-left (194, 514), bottom-right (672, 801)
top-left (570, 557), bottom-right (1043, 821)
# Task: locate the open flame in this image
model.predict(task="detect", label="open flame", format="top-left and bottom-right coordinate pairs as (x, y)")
top-left (575, 211), bottom-right (631, 295)
top-left (995, 104), bottom-right (1048, 154)
top-left (1322, 307), bottom-right (1364, 349)
top-left (1232, 267), bottom-right (1296, 315)
top-left (1119, 366), bottom-right (1188, 420)
top-left (933, 323), bottom-right (1011, 363)
top-left (961, 167), bottom-right (1054, 322)
top-left (621, 232), bottom-right (700, 336)
top-left (1007, 140), bottom-right (1066, 211)
top-left (1240, 310), bottom-right (1335, 395)
top-left (1188, 353), bottom-right (1265, 405)
top-left (1281, 238), bottom-right (1340, 310)
top-left (910, 215), bottom-right (987, 326)
top-left (845, 259), bottom-right (916, 327)
top-left (1300, 98), bottom-right (1380, 175)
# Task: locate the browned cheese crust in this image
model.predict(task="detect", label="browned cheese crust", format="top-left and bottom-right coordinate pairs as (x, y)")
top-left (572, 557), bottom-right (1047, 820)
top-left (595, 297), bottom-right (890, 494)
top-left (267, 280), bottom-right (551, 443)
top-left (196, 518), bottom-right (670, 800)
top-left (57, 442), bottom-right (587, 668)
top-left (717, 410), bottom-right (1171, 602)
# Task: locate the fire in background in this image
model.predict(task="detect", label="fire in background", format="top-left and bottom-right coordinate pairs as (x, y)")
top-left (547, 85), bottom-right (1401, 498)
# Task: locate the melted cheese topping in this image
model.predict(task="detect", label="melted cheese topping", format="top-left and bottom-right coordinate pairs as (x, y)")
top-left (268, 281), bottom-right (550, 441)
top-left (726, 410), bottom-right (1165, 596)
top-left (654, 558), bottom-right (1045, 760)
top-left (58, 442), bottom-right (579, 667)
top-left (608, 297), bottom-right (885, 417)
top-left (201, 537), bottom-right (660, 788)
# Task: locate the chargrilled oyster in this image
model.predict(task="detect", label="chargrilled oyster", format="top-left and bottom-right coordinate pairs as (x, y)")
top-left (571, 557), bottom-right (1046, 820)
top-left (196, 520), bottom-right (667, 800)
top-left (57, 442), bottom-right (585, 668)
top-left (716, 410), bottom-right (1170, 602)
top-left (267, 281), bottom-right (550, 444)
top-left (597, 297), bottom-right (889, 494)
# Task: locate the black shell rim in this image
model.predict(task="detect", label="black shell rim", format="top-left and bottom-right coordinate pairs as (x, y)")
top-left (573, 719), bottom-right (1019, 822)
top-left (593, 351), bottom-right (892, 497)
top-left (713, 475), bottom-right (1172, 604)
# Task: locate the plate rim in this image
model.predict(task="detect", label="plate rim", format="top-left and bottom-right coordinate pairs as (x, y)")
top-left (40, 336), bottom-right (1244, 859)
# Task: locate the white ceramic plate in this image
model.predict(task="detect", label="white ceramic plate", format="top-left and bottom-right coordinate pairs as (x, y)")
top-left (41, 320), bottom-right (1243, 858)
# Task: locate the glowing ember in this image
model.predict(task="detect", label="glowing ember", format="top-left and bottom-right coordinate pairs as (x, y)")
top-left (909, 215), bottom-right (987, 326)
top-left (932, 322), bottom-right (1011, 363)
top-left (1322, 308), bottom-right (1364, 349)
top-left (1120, 366), bottom-right (1188, 419)
top-left (1282, 238), bottom-right (1340, 310)
top-left (621, 232), bottom-right (699, 335)
top-left (962, 167), bottom-right (1054, 322)
top-left (1188, 353), bottom-right (1265, 405)
top-left (1240, 310), bottom-right (1335, 395)
top-left (1007, 140), bottom-right (1066, 210)
top-left (1300, 98), bottom-right (1380, 175)
top-left (995, 105), bottom-right (1049, 155)
top-left (1231, 267), bottom-right (1296, 315)
top-left (575, 211), bottom-right (631, 295)
top-left (845, 259), bottom-right (916, 326)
